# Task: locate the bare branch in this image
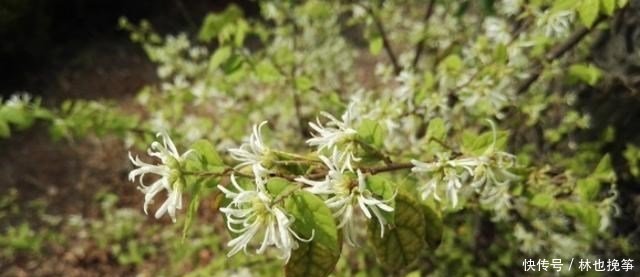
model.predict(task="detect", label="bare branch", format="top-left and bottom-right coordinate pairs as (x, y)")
top-left (360, 4), bottom-right (402, 75)
top-left (411, 0), bottom-right (436, 69)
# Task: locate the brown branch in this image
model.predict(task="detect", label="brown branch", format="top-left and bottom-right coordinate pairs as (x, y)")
top-left (363, 4), bottom-right (402, 75)
top-left (298, 161), bottom-right (415, 181)
top-left (366, 162), bottom-right (414, 175)
top-left (516, 16), bottom-right (604, 94)
top-left (289, 18), bottom-right (308, 138)
top-left (411, 0), bottom-right (436, 69)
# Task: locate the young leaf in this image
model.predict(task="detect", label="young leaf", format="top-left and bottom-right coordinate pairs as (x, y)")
top-left (440, 54), bottom-right (463, 73)
top-left (256, 60), bottom-right (283, 83)
top-left (182, 181), bottom-right (203, 239)
top-left (209, 46), bottom-right (232, 70)
top-left (602, 0), bottom-right (616, 15)
top-left (366, 175), bottom-right (396, 224)
top-left (368, 192), bottom-right (426, 271)
top-left (560, 202), bottom-right (601, 233)
top-left (266, 177), bottom-right (294, 196)
top-left (461, 129), bottom-right (508, 156)
top-left (578, 0), bottom-right (600, 28)
top-left (569, 63), bottom-right (602, 86)
top-left (357, 119), bottom-right (386, 149)
top-left (592, 154), bottom-right (615, 182)
top-left (369, 36), bottom-right (383, 56)
top-left (285, 190), bottom-right (341, 277)
top-left (186, 140), bottom-right (225, 188)
top-left (577, 178), bottom-right (601, 201)
top-left (530, 194), bottom-right (554, 208)
top-left (198, 5), bottom-right (244, 42)
top-left (426, 118), bottom-right (446, 142)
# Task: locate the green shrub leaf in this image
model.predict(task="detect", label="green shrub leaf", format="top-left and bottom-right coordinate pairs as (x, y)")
top-left (285, 190), bottom-right (341, 277)
top-left (357, 119), bottom-right (386, 149)
top-left (368, 192), bottom-right (426, 271)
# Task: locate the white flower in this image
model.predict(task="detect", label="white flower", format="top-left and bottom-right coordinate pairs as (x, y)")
top-left (470, 153), bottom-right (519, 189)
top-left (483, 17), bottom-right (511, 44)
top-left (498, 0), bottom-right (522, 16)
top-left (229, 121), bottom-right (273, 183)
top-left (296, 154), bottom-right (394, 246)
top-left (307, 105), bottom-right (360, 171)
top-left (396, 71), bottom-right (418, 101)
top-left (412, 122), bottom-right (519, 208)
top-left (4, 93), bottom-right (32, 107)
top-left (218, 175), bottom-right (312, 261)
top-left (470, 122), bottom-right (520, 189)
top-left (128, 132), bottom-right (193, 222)
top-left (537, 10), bottom-right (575, 38)
top-left (411, 156), bottom-right (478, 207)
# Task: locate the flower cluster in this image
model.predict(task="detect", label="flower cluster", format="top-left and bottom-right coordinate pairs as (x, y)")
top-left (228, 121), bottom-right (274, 183)
top-left (411, 123), bottom-right (519, 210)
top-left (296, 151), bottom-right (394, 246)
top-left (307, 104), bottom-right (360, 171)
top-left (218, 121), bottom-right (316, 260)
top-left (128, 132), bottom-right (193, 222)
top-left (218, 175), bottom-right (311, 261)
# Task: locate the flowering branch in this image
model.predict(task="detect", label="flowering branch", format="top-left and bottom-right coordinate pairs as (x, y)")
top-left (516, 16), bottom-right (605, 94)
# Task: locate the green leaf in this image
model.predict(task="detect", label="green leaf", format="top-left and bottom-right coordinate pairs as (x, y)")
top-left (209, 46), bottom-right (232, 70)
top-left (441, 54), bottom-right (463, 73)
top-left (186, 140), bottom-right (225, 187)
top-left (592, 154), bottom-right (615, 182)
top-left (421, 204), bottom-right (442, 249)
top-left (577, 178), bottom-right (601, 201)
top-left (569, 63), bottom-right (602, 86)
top-left (266, 177), bottom-right (294, 196)
top-left (530, 194), bottom-right (554, 208)
top-left (368, 193), bottom-right (426, 271)
top-left (578, 0), bottom-right (600, 28)
top-left (221, 54), bottom-right (244, 75)
top-left (552, 0), bottom-right (576, 11)
top-left (1, 106), bottom-right (33, 129)
top-left (0, 119), bottom-right (10, 138)
top-left (190, 139), bottom-right (224, 167)
top-left (461, 129), bottom-right (508, 156)
top-left (619, 0), bottom-right (628, 8)
top-left (602, 0), bottom-right (617, 15)
top-left (182, 141), bottom-right (222, 238)
top-left (561, 202), bottom-right (600, 233)
top-left (624, 144), bottom-right (640, 178)
top-left (256, 60), bottom-right (283, 83)
top-left (357, 119), bottom-right (386, 149)
top-left (493, 43), bottom-right (508, 64)
top-left (295, 76), bottom-right (314, 91)
top-left (366, 175), bottom-right (396, 224)
top-left (426, 118), bottom-right (446, 142)
top-left (369, 36), bottom-right (383, 56)
top-left (198, 5), bottom-right (244, 42)
top-left (285, 190), bottom-right (340, 277)
top-left (182, 181), bottom-right (203, 239)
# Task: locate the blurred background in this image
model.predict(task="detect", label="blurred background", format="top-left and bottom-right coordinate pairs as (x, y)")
top-left (0, 1), bottom-right (256, 276)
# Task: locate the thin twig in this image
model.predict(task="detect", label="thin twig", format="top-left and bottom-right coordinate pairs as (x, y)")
top-left (356, 139), bottom-right (393, 165)
top-left (359, 3), bottom-right (402, 75)
top-left (411, 0), bottom-right (436, 69)
top-left (366, 162), bottom-right (414, 175)
top-left (516, 16), bottom-right (604, 94)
